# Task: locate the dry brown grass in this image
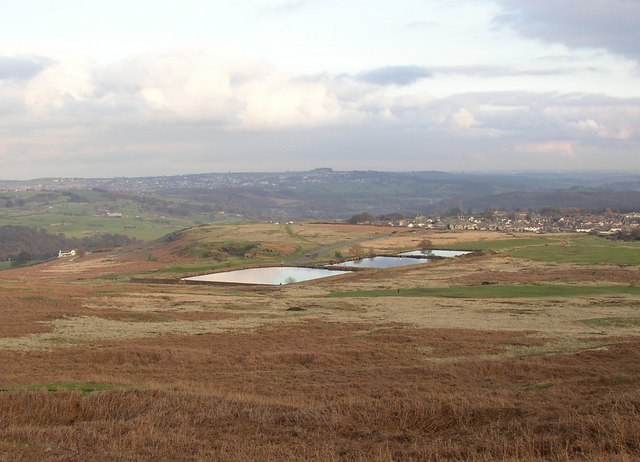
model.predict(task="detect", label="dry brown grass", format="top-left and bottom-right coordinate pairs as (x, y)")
top-left (1, 226), bottom-right (639, 460)
top-left (0, 322), bottom-right (639, 461)
top-left (0, 285), bottom-right (96, 337)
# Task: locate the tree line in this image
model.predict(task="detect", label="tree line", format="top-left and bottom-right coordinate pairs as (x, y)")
top-left (0, 225), bottom-right (137, 264)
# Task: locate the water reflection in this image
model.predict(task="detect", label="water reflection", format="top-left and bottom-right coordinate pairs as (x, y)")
top-left (183, 266), bottom-right (350, 285)
top-left (335, 256), bottom-right (430, 269)
top-left (399, 250), bottom-right (471, 258)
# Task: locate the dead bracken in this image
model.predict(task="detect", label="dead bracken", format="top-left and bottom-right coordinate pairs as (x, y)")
top-left (0, 225), bottom-right (639, 461)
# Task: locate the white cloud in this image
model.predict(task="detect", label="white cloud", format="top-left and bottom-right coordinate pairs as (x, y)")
top-left (24, 55), bottom-right (93, 114)
top-left (516, 141), bottom-right (575, 157)
top-left (10, 48), bottom-right (360, 129)
top-left (551, 102), bottom-right (640, 140)
top-left (96, 49), bottom-right (252, 122)
top-left (1, 45), bottom-right (640, 177)
top-left (451, 108), bottom-right (479, 129)
top-left (566, 118), bottom-right (631, 139)
top-left (569, 118), bottom-right (601, 132)
top-left (236, 75), bottom-right (345, 128)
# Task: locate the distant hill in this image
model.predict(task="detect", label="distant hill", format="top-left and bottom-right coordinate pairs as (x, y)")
top-left (431, 189), bottom-right (640, 214)
top-left (2, 170), bottom-right (640, 222)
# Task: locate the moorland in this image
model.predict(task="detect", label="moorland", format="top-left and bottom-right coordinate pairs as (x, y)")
top-left (1, 221), bottom-right (639, 461)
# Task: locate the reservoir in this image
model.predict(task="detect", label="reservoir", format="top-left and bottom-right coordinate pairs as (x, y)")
top-left (183, 266), bottom-right (350, 285)
top-left (183, 250), bottom-right (472, 285)
top-left (399, 250), bottom-right (472, 258)
top-left (334, 256), bottom-right (431, 269)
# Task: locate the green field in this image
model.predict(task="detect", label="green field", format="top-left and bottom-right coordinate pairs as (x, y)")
top-left (155, 259), bottom-right (252, 275)
top-left (0, 382), bottom-right (120, 394)
top-left (0, 189), bottom-right (222, 240)
top-left (449, 236), bottom-right (554, 251)
top-left (450, 234), bottom-right (640, 266)
top-left (509, 239), bottom-right (640, 265)
top-left (330, 283), bottom-right (640, 299)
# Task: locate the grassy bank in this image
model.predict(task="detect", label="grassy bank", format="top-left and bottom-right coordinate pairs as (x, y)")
top-left (450, 234), bottom-right (640, 265)
top-left (330, 283), bottom-right (640, 298)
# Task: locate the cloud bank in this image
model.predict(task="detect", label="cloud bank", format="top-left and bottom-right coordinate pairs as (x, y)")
top-left (358, 66), bottom-right (432, 86)
top-left (0, 45), bottom-right (639, 178)
top-left (494, 0), bottom-right (640, 61)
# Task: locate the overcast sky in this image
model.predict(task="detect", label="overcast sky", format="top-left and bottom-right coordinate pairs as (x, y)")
top-left (1, 0), bottom-right (639, 179)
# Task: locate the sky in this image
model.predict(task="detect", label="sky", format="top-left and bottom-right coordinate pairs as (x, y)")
top-left (1, 0), bottom-right (639, 179)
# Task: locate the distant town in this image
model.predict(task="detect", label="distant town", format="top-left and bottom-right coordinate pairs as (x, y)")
top-left (0, 168), bottom-right (344, 193)
top-left (348, 210), bottom-right (640, 237)
top-left (2, 169), bottom-right (640, 230)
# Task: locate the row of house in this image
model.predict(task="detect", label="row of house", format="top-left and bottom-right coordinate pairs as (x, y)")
top-left (374, 211), bottom-right (640, 235)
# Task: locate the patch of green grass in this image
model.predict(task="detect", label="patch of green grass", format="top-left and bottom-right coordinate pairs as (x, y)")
top-left (329, 284), bottom-right (640, 299)
top-left (155, 259), bottom-right (251, 275)
top-left (451, 234), bottom-right (640, 265)
top-left (448, 236), bottom-right (556, 251)
top-left (0, 383), bottom-right (120, 394)
top-left (0, 261), bottom-right (11, 270)
top-left (0, 189), bottom-right (217, 240)
top-left (1, 259), bottom-right (48, 269)
top-left (579, 317), bottom-right (640, 328)
top-left (518, 381), bottom-right (556, 391)
top-left (510, 241), bottom-right (640, 265)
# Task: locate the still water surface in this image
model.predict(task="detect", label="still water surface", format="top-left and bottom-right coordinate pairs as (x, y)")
top-left (183, 250), bottom-right (471, 285)
top-left (335, 256), bottom-right (431, 269)
top-left (183, 266), bottom-right (350, 285)
top-left (399, 250), bottom-right (472, 257)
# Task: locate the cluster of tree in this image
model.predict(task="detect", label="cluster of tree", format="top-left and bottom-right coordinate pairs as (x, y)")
top-left (156, 187), bottom-right (288, 219)
top-left (0, 225), bottom-right (138, 264)
top-left (347, 212), bottom-right (375, 224)
top-left (347, 212), bottom-right (408, 224)
top-left (3, 198), bottom-right (26, 208)
top-left (61, 191), bottom-right (89, 203)
top-left (2, 192), bottom-right (61, 209)
top-left (95, 188), bottom-right (218, 218)
top-left (90, 188), bottom-right (193, 217)
top-left (611, 229), bottom-right (640, 241)
top-left (4, 187), bottom-right (211, 219)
